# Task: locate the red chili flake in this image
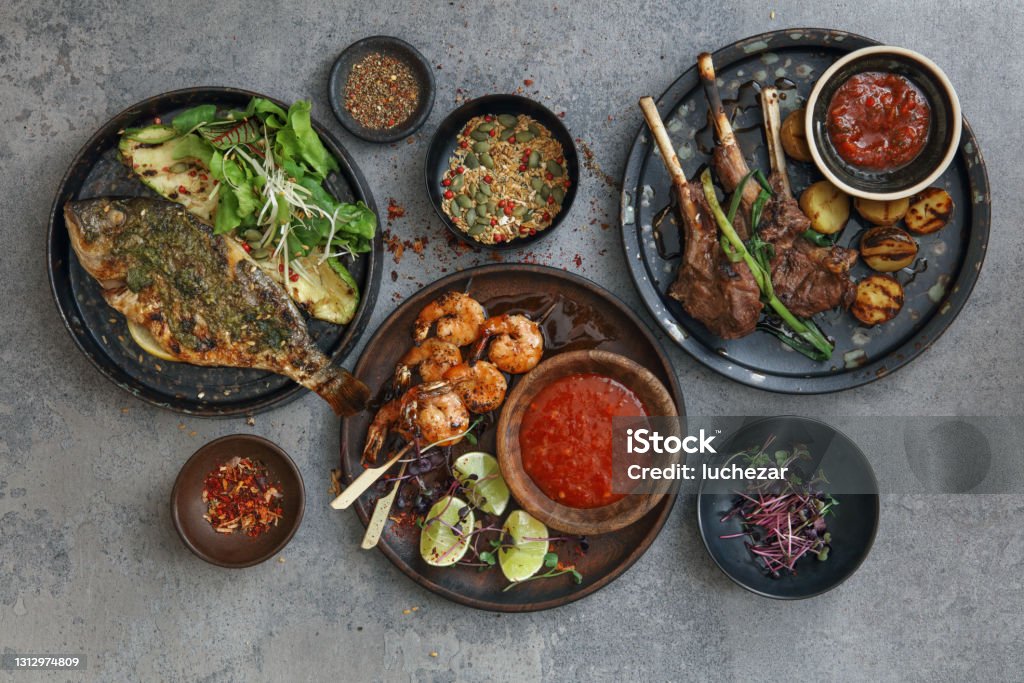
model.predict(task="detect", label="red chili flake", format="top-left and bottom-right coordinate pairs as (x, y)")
top-left (154, 117), bottom-right (162, 124)
top-left (518, 164), bottom-right (527, 172)
top-left (278, 263), bottom-right (285, 273)
top-left (494, 234), bottom-right (505, 243)
top-left (488, 129), bottom-right (497, 137)
top-left (490, 218), bottom-right (498, 226)
top-left (523, 148), bottom-right (532, 155)
top-left (547, 196), bottom-right (555, 205)
top-left (497, 199), bottom-right (506, 208)
top-left (545, 172), bottom-right (554, 181)
top-left (483, 175), bottom-right (493, 184)
top-left (524, 79), bottom-right (534, 86)
top-left (503, 205), bottom-right (513, 216)
top-left (188, 170), bottom-right (198, 177)
top-left (241, 242), bottom-right (251, 253)
top-left (178, 185), bottom-right (190, 195)
top-left (199, 173), bottom-right (208, 181)
top-left (455, 166), bottom-right (465, 174)
top-left (529, 228), bottom-right (537, 236)
top-left (201, 457), bottom-right (284, 538)
top-left (484, 115), bottom-right (494, 122)
top-left (441, 178), bottom-right (452, 187)
top-left (387, 198), bottom-right (406, 221)
top-left (508, 136), bottom-right (517, 144)
top-left (289, 273), bottom-right (300, 282)
top-left (543, 211), bottom-right (551, 221)
top-left (444, 190), bottom-right (455, 199)
top-left (459, 140), bottom-right (469, 149)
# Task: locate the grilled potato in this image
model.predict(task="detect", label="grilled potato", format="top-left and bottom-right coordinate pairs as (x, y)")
top-left (780, 108), bottom-right (813, 162)
top-left (853, 196), bottom-right (910, 226)
top-left (852, 275), bottom-right (904, 326)
top-left (905, 188), bottom-right (954, 234)
top-left (860, 226), bottom-right (919, 272)
top-left (800, 181), bottom-right (850, 235)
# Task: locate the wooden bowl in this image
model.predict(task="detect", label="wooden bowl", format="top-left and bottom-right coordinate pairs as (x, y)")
top-left (497, 350), bottom-right (678, 536)
top-left (171, 434), bottom-right (305, 568)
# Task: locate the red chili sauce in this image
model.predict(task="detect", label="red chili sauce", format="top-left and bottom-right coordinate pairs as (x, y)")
top-left (826, 71), bottom-right (931, 172)
top-left (519, 373), bottom-right (648, 509)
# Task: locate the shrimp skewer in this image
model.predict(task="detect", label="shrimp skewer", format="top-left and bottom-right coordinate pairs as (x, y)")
top-left (443, 360), bottom-right (507, 414)
top-left (393, 338), bottom-right (463, 390)
top-left (361, 381), bottom-right (470, 464)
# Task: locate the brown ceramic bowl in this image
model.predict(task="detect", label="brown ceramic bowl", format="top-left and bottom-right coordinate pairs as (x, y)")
top-left (171, 434), bottom-right (305, 568)
top-left (496, 350), bottom-right (678, 536)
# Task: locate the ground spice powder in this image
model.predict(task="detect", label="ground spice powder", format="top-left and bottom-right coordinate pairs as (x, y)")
top-left (344, 52), bottom-right (420, 130)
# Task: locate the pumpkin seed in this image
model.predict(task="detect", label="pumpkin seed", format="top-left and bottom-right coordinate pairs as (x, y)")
top-left (487, 200), bottom-right (498, 214)
top-left (498, 114), bottom-right (518, 128)
top-left (451, 175), bottom-right (464, 191)
top-left (528, 150), bottom-right (540, 168)
top-left (512, 205), bottom-right (527, 218)
top-left (515, 130), bottom-right (535, 143)
top-left (528, 123), bottom-right (541, 135)
top-left (465, 207), bottom-right (477, 225)
top-left (500, 127), bottom-right (516, 141)
top-left (475, 191), bottom-right (487, 203)
top-left (456, 195), bottom-right (474, 209)
top-left (470, 130), bottom-right (489, 141)
top-left (540, 184), bottom-right (551, 200)
top-left (476, 215), bottom-right (491, 225)
top-left (481, 153), bottom-right (495, 170)
top-left (480, 182), bottom-right (492, 196)
top-left (464, 153), bottom-right (479, 169)
top-left (523, 209), bottom-right (534, 221)
top-left (477, 122), bottom-right (495, 132)
top-left (469, 223), bottom-right (488, 236)
top-left (243, 229), bottom-right (262, 242)
top-left (530, 177), bottom-right (544, 192)
top-left (450, 199), bottom-right (461, 214)
top-left (250, 247), bottom-right (270, 260)
top-left (546, 160), bottom-right (564, 177)
top-left (473, 141), bottom-right (490, 154)
top-left (552, 186), bottom-right (565, 204)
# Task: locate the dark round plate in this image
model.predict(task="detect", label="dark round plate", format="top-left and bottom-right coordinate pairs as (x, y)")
top-left (424, 94), bottom-right (580, 251)
top-left (697, 416), bottom-right (879, 599)
top-left (47, 87), bottom-right (383, 416)
top-left (328, 36), bottom-right (436, 143)
top-left (620, 29), bottom-right (990, 393)
top-left (339, 264), bottom-right (683, 612)
top-left (171, 434), bottom-right (305, 568)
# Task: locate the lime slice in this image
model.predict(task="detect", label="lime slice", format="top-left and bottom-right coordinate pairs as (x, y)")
top-left (498, 510), bottom-right (548, 582)
top-left (420, 496), bottom-right (474, 567)
top-left (453, 452), bottom-right (510, 515)
top-left (127, 320), bottom-right (178, 362)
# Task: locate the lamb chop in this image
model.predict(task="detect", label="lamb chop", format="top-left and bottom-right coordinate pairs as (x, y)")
top-left (639, 97), bottom-right (762, 339)
top-left (696, 54), bottom-right (857, 318)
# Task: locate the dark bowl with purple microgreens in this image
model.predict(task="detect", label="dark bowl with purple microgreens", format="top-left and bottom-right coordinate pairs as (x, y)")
top-left (696, 416), bottom-right (879, 599)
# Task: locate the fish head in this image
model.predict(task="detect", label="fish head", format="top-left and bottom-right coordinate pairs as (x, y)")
top-left (64, 198), bottom-right (135, 287)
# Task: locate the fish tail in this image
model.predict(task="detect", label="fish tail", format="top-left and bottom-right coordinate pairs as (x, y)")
top-left (313, 365), bottom-right (370, 416)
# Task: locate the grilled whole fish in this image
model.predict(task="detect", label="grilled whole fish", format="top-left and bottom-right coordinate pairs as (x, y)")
top-left (63, 197), bottom-right (368, 415)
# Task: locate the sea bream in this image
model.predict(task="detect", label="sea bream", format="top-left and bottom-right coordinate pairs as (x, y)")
top-left (63, 196), bottom-right (369, 415)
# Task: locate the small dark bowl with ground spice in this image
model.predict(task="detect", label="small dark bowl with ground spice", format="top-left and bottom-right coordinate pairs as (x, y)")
top-left (171, 434), bottom-right (305, 568)
top-left (425, 94), bottom-right (580, 251)
top-left (329, 36), bottom-right (435, 143)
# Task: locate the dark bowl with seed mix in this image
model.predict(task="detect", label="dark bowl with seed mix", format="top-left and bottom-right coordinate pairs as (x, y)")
top-left (329, 35), bottom-right (436, 143)
top-left (425, 94), bottom-right (580, 251)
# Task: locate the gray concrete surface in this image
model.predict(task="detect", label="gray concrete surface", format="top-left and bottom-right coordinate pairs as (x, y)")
top-left (2, 0), bottom-right (1023, 680)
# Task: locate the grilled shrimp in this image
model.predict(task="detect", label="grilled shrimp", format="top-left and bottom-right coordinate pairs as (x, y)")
top-left (361, 382), bottom-right (470, 463)
top-left (477, 314), bottom-right (544, 374)
top-left (407, 381), bottom-right (470, 447)
top-left (394, 338), bottom-right (463, 390)
top-left (413, 291), bottom-right (485, 346)
top-left (443, 360), bottom-right (508, 414)
top-left (362, 398), bottom-right (408, 464)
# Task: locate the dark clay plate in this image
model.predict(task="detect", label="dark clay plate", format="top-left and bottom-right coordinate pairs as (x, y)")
top-left (697, 417), bottom-right (879, 599)
top-left (339, 264), bottom-right (684, 612)
top-left (171, 434), bottom-right (305, 568)
top-left (47, 87), bottom-right (383, 416)
top-left (620, 29), bottom-right (990, 393)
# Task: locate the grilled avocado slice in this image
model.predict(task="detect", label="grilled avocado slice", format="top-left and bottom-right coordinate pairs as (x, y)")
top-left (118, 127), bottom-right (218, 222)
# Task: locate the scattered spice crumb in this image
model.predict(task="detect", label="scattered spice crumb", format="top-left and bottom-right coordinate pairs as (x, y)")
top-left (189, 431), bottom-right (197, 437)
top-left (178, 423), bottom-right (186, 430)
top-left (121, 407), bottom-right (129, 415)
top-left (387, 199), bottom-right (406, 221)
top-left (402, 609), bottom-right (411, 615)
top-left (523, 78), bottom-right (534, 86)
top-left (246, 415), bottom-right (256, 427)
top-left (429, 652), bottom-right (438, 658)
top-left (573, 254), bottom-right (583, 268)
top-left (278, 556), bottom-right (286, 563)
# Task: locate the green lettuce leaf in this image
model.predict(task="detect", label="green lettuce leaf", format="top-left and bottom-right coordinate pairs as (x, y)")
top-left (171, 104), bottom-right (217, 133)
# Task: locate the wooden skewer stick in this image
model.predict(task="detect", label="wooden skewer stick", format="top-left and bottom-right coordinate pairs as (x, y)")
top-left (360, 459), bottom-right (409, 549)
top-left (761, 87), bottom-right (790, 197)
top-left (330, 442), bottom-right (413, 510)
top-left (638, 96), bottom-right (701, 226)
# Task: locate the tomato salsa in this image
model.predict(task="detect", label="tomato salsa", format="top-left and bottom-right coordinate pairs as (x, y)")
top-left (826, 71), bottom-right (931, 172)
top-left (519, 373), bottom-right (648, 509)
